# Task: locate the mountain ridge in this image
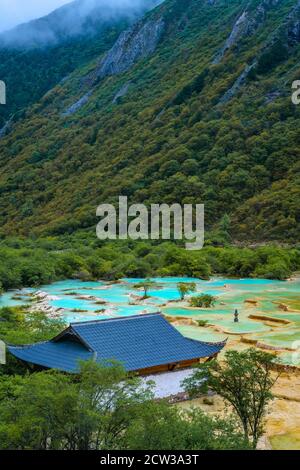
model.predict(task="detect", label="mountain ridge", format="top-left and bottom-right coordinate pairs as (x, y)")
top-left (0, 0), bottom-right (163, 48)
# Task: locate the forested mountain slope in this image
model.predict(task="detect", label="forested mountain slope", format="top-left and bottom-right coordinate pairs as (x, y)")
top-left (0, 0), bottom-right (299, 242)
top-left (0, 0), bottom-right (161, 127)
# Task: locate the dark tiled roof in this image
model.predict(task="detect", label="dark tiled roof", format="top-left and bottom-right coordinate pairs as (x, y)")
top-left (8, 339), bottom-right (93, 373)
top-left (8, 314), bottom-right (226, 373)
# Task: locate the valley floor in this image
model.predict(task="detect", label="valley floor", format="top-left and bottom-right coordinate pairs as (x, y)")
top-left (2, 275), bottom-right (300, 449)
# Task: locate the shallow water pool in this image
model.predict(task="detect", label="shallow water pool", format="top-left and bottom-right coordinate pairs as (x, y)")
top-left (2, 277), bottom-right (299, 363)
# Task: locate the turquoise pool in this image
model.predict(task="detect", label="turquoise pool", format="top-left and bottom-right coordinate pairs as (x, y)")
top-left (1, 276), bottom-right (299, 359)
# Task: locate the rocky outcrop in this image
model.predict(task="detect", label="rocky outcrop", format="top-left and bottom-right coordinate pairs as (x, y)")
top-left (67, 17), bottom-right (164, 116)
top-left (0, 118), bottom-right (13, 139)
top-left (287, 0), bottom-right (300, 45)
top-left (288, 19), bottom-right (300, 43)
top-left (214, 0), bottom-right (300, 103)
top-left (253, 0), bottom-right (300, 52)
top-left (88, 17), bottom-right (165, 84)
top-left (218, 63), bottom-right (256, 104)
top-left (250, 0), bottom-right (300, 77)
top-left (213, 0), bottom-right (281, 64)
top-left (213, 11), bottom-right (249, 64)
top-left (265, 90), bottom-right (282, 104)
top-left (112, 81), bottom-right (132, 104)
top-left (62, 90), bottom-right (93, 117)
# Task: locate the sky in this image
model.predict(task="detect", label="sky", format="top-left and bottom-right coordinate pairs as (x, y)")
top-left (0, 0), bottom-right (71, 33)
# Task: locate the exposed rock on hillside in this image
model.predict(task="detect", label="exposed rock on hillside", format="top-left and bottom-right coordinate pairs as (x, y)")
top-left (0, 118), bottom-right (13, 139)
top-left (213, 11), bottom-right (249, 64)
top-left (89, 17), bottom-right (165, 84)
top-left (213, 0), bottom-right (280, 64)
top-left (287, 0), bottom-right (300, 45)
top-left (112, 82), bottom-right (132, 104)
top-left (216, 0), bottom-right (298, 103)
top-left (246, 0), bottom-right (300, 80)
top-left (62, 90), bottom-right (93, 117)
top-left (262, 0), bottom-right (300, 49)
top-left (219, 63), bottom-right (256, 104)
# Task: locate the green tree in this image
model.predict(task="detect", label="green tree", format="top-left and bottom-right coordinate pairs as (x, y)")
top-left (135, 279), bottom-right (158, 299)
top-left (177, 282), bottom-right (196, 300)
top-left (0, 361), bottom-right (153, 450)
top-left (0, 361), bottom-right (250, 450)
top-left (1, 309), bottom-right (64, 342)
top-left (183, 349), bottom-right (278, 448)
top-left (125, 402), bottom-right (249, 450)
top-left (189, 294), bottom-right (216, 308)
top-left (0, 360), bottom-right (251, 450)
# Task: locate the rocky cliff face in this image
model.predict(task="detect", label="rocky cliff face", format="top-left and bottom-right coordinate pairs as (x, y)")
top-left (213, 10), bottom-right (249, 64)
top-left (65, 16), bottom-right (165, 115)
top-left (214, 0), bottom-right (281, 64)
top-left (253, 0), bottom-right (300, 67)
top-left (0, 119), bottom-right (13, 139)
top-left (112, 81), bottom-right (132, 104)
top-left (62, 90), bottom-right (93, 117)
top-left (94, 17), bottom-right (165, 81)
top-left (216, 0), bottom-right (300, 104)
top-left (62, 18), bottom-right (165, 116)
top-left (287, 0), bottom-right (300, 45)
top-left (219, 63), bottom-right (256, 104)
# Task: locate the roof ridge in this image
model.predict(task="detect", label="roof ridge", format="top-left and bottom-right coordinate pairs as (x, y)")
top-left (70, 312), bottom-right (162, 327)
top-left (7, 339), bottom-right (52, 349)
top-left (187, 338), bottom-right (228, 347)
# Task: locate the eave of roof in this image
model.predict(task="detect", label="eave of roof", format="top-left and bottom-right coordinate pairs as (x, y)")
top-left (8, 340), bottom-right (93, 373)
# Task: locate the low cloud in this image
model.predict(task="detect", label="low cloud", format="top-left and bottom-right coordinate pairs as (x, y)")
top-left (0, 0), bottom-right (164, 47)
top-left (0, 0), bottom-right (72, 33)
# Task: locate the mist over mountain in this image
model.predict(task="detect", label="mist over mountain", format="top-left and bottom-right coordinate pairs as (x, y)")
top-left (0, 0), bottom-right (163, 48)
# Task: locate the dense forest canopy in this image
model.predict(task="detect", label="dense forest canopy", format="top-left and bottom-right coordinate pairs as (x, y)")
top-left (0, 235), bottom-right (299, 289)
